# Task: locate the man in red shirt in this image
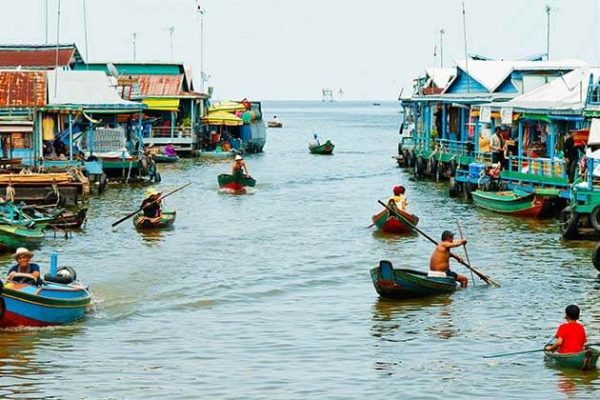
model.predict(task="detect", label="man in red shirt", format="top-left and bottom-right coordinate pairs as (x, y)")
top-left (545, 305), bottom-right (587, 354)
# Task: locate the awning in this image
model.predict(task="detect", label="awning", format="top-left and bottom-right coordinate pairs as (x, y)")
top-left (142, 98), bottom-right (180, 111)
top-left (208, 101), bottom-right (246, 113)
top-left (202, 110), bottom-right (243, 126)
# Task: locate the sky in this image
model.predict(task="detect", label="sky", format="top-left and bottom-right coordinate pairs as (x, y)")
top-left (1, 0), bottom-right (600, 100)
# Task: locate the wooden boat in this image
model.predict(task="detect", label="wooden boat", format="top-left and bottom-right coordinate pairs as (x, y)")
top-left (153, 154), bottom-right (179, 163)
top-left (20, 205), bottom-right (88, 230)
top-left (471, 189), bottom-right (547, 218)
top-left (372, 208), bottom-right (419, 233)
top-left (0, 224), bottom-right (45, 252)
top-left (544, 347), bottom-right (600, 371)
top-left (309, 140), bottom-right (335, 155)
top-left (0, 277), bottom-right (91, 327)
top-left (267, 121), bottom-right (283, 128)
top-left (370, 260), bottom-right (457, 299)
top-left (133, 210), bottom-right (176, 230)
top-left (217, 172), bottom-right (256, 193)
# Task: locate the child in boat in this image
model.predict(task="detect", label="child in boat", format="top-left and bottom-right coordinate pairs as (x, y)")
top-left (545, 305), bottom-right (587, 354)
top-left (388, 185), bottom-right (407, 211)
top-left (141, 188), bottom-right (163, 221)
top-left (7, 248), bottom-right (40, 283)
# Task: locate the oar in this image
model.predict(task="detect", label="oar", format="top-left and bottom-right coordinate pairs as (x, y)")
top-left (483, 348), bottom-right (544, 358)
top-left (456, 221), bottom-right (475, 285)
top-left (377, 200), bottom-right (501, 287)
top-left (112, 182), bottom-right (192, 228)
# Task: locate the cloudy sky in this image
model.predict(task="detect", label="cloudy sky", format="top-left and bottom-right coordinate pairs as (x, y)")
top-left (1, 0), bottom-right (600, 100)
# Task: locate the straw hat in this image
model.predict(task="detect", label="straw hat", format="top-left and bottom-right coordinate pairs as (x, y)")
top-left (145, 187), bottom-right (161, 197)
top-left (235, 155), bottom-right (243, 161)
top-left (14, 247), bottom-right (33, 259)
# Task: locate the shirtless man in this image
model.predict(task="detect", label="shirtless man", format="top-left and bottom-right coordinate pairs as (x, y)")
top-left (429, 230), bottom-right (469, 287)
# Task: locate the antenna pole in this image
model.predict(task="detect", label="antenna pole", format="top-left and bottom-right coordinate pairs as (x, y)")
top-left (133, 32), bottom-right (137, 61)
top-left (169, 26), bottom-right (175, 61)
top-left (546, 5), bottom-right (551, 60)
top-left (83, 0), bottom-right (89, 60)
top-left (45, 0), bottom-right (49, 44)
top-left (199, 5), bottom-right (205, 92)
top-left (440, 28), bottom-right (445, 68)
top-left (54, 0), bottom-right (61, 95)
top-left (462, 1), bottom-right (469, 92)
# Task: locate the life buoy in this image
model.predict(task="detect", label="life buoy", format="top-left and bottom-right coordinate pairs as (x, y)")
top-left (449, 177), bottom-right (458, 198)
top-left (44, 266), bottom-right (77, 285)
top-left (559, 206), bottom-right (579, 240)
top-left (590, 206), bottom-right (600, 232)
top-left (98, 174), bottom-right (108, 194)
top-left (45, 190), bottom-right (66, 207)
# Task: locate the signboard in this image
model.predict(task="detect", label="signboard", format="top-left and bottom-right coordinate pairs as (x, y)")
top-left (501, 107), bottom-right (513, 125)
top-left (480, 106), bottom-right (491, 123)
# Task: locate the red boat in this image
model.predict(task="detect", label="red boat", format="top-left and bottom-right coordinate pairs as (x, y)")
top-left (372, 208), bottom-right (419, 233)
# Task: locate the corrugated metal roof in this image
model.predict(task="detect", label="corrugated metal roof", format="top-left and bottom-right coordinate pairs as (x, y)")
top-left (0, 70), bottom-right (46, 107)
top-left (136, 74), bottom-right (183, 96)
top-left (0, 44), bottom-right (79, 69)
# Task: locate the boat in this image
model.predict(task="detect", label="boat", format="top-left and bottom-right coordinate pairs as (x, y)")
top-left (370, 260), bottom-right (457, 299)
top-left (197, 150), bottom-right (237, 159)
top-left (133, 210), bottom-right (176, 230)
top-left (471, 189), bottom-right (548, 218)
top-left (0, 272), bottom-right (91, 327)
top-left (20, 205), bottom-right (88, 230)
top-left (544, 347), bottom-right (600, 371)
top-left (371, 208), bottom-right (419, 233)
top-left (152, 154), bottom-right (179, 163)
top-left (309, 140), bottom-right (335, 155)
top-left (0, 224), bottom-right (45, 252)
top-left (268, 121), bottom-right (283, 128)
top-left (217, 172), bottom-right (256, 193)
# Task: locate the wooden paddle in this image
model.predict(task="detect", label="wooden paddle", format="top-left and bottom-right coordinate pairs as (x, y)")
top-left (484, 341), bottom-right (600, 358)
top-left (377, 200), bottom-right (500, 287)
top-left (456, 221), bottom-right (475, 285)
top-left (112, 182), bottom-right (192, 228)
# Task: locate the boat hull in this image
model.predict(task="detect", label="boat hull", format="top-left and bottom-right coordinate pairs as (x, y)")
top-left (153, 155), bottom-right (179, 163)
top-left (0, 224), bottom-right (45, 252)
top-left (309, 140), bottom-right (335, 155)
top-left (372, 209), bottom-right (419, 233)
top-left (267, 122), bottom-right (283, 128)
top-left (370, 261), bottom-right (457, 299)
top-left (471, 190), bottom-right (547, 218)
top-left (218, 172), bottom-right (256, 192)
top-left (133, 210), bottom-right (176, 229)
top-left (0, 281), bottom-right (91, 327)
top-left (544, 347), bottom-right (600, 371)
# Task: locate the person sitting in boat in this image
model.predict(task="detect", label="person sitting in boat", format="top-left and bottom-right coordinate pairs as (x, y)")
top-left (272, 115), bottom-right (281, 124)
top-left (6, 248), bottom-right (40, 284)
top-left (488, 162), bottom-right (502, 180)
top-left (310, 134), bottom-right (321, 146)
top-left (388, 185), bottom-right (407, 211)
top-left (221, 140), bottom-right (232, 152)
top-left (163, 142), bottom-right (177, 157)
top-left (140, 188), bottom-right (162, 220)
top-left (545, 305), bottom-right (587, 354)
top-left (232, 155), bottom-right (250, 176)
top-left (428, 230), bottom-right (468, 288)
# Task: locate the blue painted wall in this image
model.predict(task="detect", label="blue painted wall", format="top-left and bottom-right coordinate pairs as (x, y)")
top-left (445, 69), bottom-right (488, 94)
top-left (495, 77), bottom-right (518, 93)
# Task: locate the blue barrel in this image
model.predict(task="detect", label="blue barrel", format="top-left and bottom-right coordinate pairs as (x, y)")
top-left (240, 125), bottom-right (252, 142)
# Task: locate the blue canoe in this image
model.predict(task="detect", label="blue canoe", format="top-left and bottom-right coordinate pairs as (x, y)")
top-left (0, 276), bottom-right (91, 327)
top-left (370, 260), bottom-right (457, 299)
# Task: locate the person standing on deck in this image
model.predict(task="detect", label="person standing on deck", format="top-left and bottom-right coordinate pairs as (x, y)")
top-left (388, 185), bottom-right (407, 211)
top-left (490, 127), bottom-right (506, 168)
top-left (563, 133), bottom-right (580, 183)
top-left (545, 305), bottom-right (587, 354)
top-left (140, 188), bottom-right (163, 222)
top-left (231, 155), bottom-right (250, 176)
top-left (429, 231), bottom-right (468, 287)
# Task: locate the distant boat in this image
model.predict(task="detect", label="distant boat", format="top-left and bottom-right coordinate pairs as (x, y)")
top-left (372, 102), bottom-right (381, 106)
top-left (309, 140), bottom-right (334, 155)
top-left (267, 121), bottom-right (283, 128)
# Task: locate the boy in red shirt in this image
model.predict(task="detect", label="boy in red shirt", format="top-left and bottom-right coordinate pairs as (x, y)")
top-left (545, 305), bottom-right (587, 354)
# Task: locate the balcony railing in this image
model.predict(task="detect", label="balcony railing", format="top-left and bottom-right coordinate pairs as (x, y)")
top-left (149, 126), bottom-right (192, 139)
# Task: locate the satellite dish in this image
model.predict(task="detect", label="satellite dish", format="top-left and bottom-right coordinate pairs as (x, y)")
top-left (107, 62), bottom-right (119, 79)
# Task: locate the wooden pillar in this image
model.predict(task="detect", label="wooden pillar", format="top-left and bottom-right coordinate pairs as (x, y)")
top-left (137, 110), bottom-right (143, 154)
top-left (442, 103), bottom-right (447, 140)
top-left (474, 117), bottom-right (480, 154)
top-left (518, 120), bottom-right (523, 169)
top-left (170, 111), bottom-right (175, 139)
top-left (68, 112), bottom-right (73, 161)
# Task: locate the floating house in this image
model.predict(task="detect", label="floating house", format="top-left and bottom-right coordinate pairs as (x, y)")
top-left (75, 62), bottom-right (208, 156)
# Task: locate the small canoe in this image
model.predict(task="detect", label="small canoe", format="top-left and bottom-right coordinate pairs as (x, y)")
top-left (0, 224), bottom-right (45, 252)
top-left (197, 150), bottom-right (237, 159)
top-left (153, 154), bottom-right (179, 163)
top-left (471, 189), bottom-right (547, 218)
top-left (370, 260), bottom-right (457, 299)
top-left (0, 278), bottom-right (91, 327)
top-left (22, 206), bottom-right (88, 230)
top-left (267, 121), bottom-right (283, 128)
top-left (372, 208), bottom-right (419, 233)
top-left (309, 140), bottom-right (335, 155)
top-left (544, 347), bottom-right (600, 371)
top-left (218, 172), bottom-right (256, 193)
top-left (133, 210), bottom-right (176, 230)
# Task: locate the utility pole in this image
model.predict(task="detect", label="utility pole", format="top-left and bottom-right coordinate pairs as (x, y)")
top-left (83, 0), bottom-right (89, 61)
top-left (133, 32), bottom-right (137, 61)
top-left (439, 29), bottom-right (445, 68)
top-left (198, 4), bottom-right (206, 92)
top-left (45, 0), bottom-right (49, 44)
top-left (546, 5), bottom-right (552, 60)
top-left (169, 26), bottom-right (175, 61)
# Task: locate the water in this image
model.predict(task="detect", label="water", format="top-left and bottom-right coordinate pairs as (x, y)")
top-left (1, 101), bottom-right (599, 399)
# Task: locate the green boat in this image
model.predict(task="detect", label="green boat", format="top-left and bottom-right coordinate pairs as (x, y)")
top-left (471, 189), bottom-right (547, 218)
top-left (0, 224), bottom-right (45, 252)
top-left (309, 140), bottom-right (335, 155)
top-left (217, 172), bottom-right (256, 192)
top-left (133, 210), bottom-right (176, 230)
top-left (153, 154), bottom-right (179, 163)
top-left (544, 347), bottom-right (600, 371)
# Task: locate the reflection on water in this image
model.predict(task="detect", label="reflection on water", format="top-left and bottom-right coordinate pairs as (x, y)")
top-left (136, 228), bottom-right (168, 245)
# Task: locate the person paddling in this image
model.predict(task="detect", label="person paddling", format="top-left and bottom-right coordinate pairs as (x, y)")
top-left (232, 155), bottom-right (250, 176)
top-left (429, 230), bottom-right (469, 287)
top-left (545, 305), bottom-right (588, 354)
top-left (388, 185), bottom-right (407, 211)
top-left (140, 188), bottom-right (163, 222)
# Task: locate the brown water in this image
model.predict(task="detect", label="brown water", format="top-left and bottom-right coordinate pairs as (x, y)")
top-left (0, 101), bottom-right (599, 399)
